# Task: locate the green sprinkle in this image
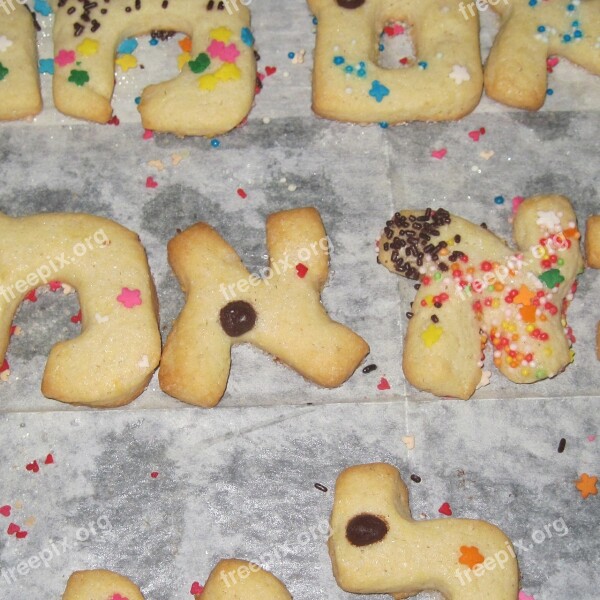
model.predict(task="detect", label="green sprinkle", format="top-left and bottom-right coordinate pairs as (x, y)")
top-left (189, 53), bottom-right (210, 74)
top-left (68, 69), bottom-right (90, 86)
top-left (535, 369), bottom-right (547, 379)
top-left (434, 272), bottom-right (442, 281)
top-left (557, 258), bottom-right (565, 266)
top-left (0, 62), bottom-right (8, 81)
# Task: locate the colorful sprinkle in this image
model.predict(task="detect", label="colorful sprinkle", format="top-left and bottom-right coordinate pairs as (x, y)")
top-left (115, 54), bottom-right (137, 72)
top-left (241, 27), bottom-right (254, 46)
top-left (39, 58), bottom-right (55, 74)
top-left (458, 546), bottom-right (485, 569)
top-left (438, 502), bottom-right (452, 516)
top-left (575, 473), bottom-right (598, 499)
top-left (68, 69), bottom-right (90, 86)
top-left (377, 377), bottom-right (391, 390)
top-left (76, 38), bottom-right (99, 57)
top-left (431, 148), bottom-right (447, 160)
top-left (190, 582), bottom-right (204, 595)
top-left (145, 176), bottom-right (158, 189)
top-left (0, 63), bottom-right (8, 81)
top-left (421, 323), bottom-right (443, 347)
top-left (449, 64), bottom-right (470, 84)
top-left (295, 263), bottom-right (309, 278)
top-left (236, 187), bottom-right (247, 199)
top-left (210, 27), bottom-right (232, 43)
top-left (117, 288), bottom-right (142, 308)
top-left (369, 80), bottom-right (390, 103)
top-left (117, 38), bottom-right (138, 55)
top-left (55, 49), bottom-right (76, 67)
top-left (188, 53), bottom-right (211, 74)
top-left (34, 0), bottom-right (52, 16)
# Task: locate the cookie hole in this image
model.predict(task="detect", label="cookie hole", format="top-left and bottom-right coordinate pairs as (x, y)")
top-left (377, 21), bottom-right (415, 70)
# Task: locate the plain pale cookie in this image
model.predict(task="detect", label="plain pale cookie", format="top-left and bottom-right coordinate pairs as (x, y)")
top-left (0, 5), bottom-right (42, 120)
top-left (159, 207), bottom-right (370, 407)
top-left (51, 0), bottom-right (257, 136)
top-left (307, 0), bottom-right (483, 123)
top-left (200, 559), bottom-right (292, 599)
top-left (485, 0), bottom-right (600, 110)
top-left (585, 215), bottom-right (600, 359)
top-left (378, 196), bottom-right (583, 399)
top-left (62, 569), bottom-right (145, 600)
top-left (329, 463), bottom-right (519, 599)
top-left (0, 212), bottom-right (161, 407)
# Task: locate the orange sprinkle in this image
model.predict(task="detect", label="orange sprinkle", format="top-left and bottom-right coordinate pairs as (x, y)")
top-left (458, 546), bottom-right (485, 569)
top-left (575, 473), bottom-right (598, 499)
top-left (179, 37), bottom-right (193, 53)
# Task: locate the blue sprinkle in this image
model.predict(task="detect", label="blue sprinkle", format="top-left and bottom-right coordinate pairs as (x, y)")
top-left (418, 61), bottom-right (428, 69)
top-left (38, 58), bottom-right (54, 75)
top-left (345, 65), bottom-right (354, 73)
top-left (134, 96), bottom-right (141, 105)
top-left (149, 38), bottom-right (159, 46)
top-left (494, 195), bottom-right (505, 205)
top-left (359, 61), bottom-right (366, 68)
top-left (567, 3), bottom-right (575, 10)
top-left (288, 52), bottom-right (295, 59)
top-left (574, 30), bottom-right (583, 38)
top-left (572, 20), bottom-right (580, 27)
top-left (117, 38), bottom-right (138, 55)
top-left (379, 44), bottom-right (384, 52)
top-left (333, 56), bottom-right (345, 65)
top-left (547, 88), bottom-right (554, 96)
top-left (211, 139), bottom-right (221, 148)
top-left (563, 33), bottom-right (572, 42)
top-left (379, 121), bottom-right (389, 129)
top-left (537, 25), bottom-right (546, 32)
top-left (312, 16), bottom-right (318, 25)
top-left (34, 0), bottom-right (52, 15)
top-left (357, 68), bottom-right (367, 78)
top-left (241, 27), bottom-right (254, 46)
top-left (369, 80), bottom-right (390, 103)
top-left (529, 0), bottom-right (537, 6)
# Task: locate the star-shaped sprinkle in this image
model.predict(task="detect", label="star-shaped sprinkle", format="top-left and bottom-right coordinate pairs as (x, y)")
top-left (539, 268), bottom-right (564, 289)
top-left (76, 38), bottom-right (99, 57)
top-left (39, 58), bottom-right (55, 74)
top-left (68, 69), bottom-right (90, 86)
top-left (117, 288), bottom-right (142, 309)
top-left (210, 27), bottom-right (232, 42)
top-left (575, 473), bottom-right (598, 499)
top-left (458, 546), bottom-right (484, 569)
top-left (0, 36), bottom-right (13, 53)
top-left (369, 80), bottom-right (390, 103)
top-left (519, 304), bottom-right (537, 323)
top-left (421, 323), bottom-right (443, 347)
top-left (514, 285), bottom-right (535, 306)
top-left (116, 54), bottom-right (137, 72)
top-left (449, 64), bottom-right (471, 85)
top-left (55, 49), bottom-right (76, 67)
top-left (117, 38), bottom-right (138, 55)
top-left (34, 0), bottom-right (52, 15)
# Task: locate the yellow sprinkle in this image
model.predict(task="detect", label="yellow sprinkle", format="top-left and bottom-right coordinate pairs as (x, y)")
top-left (425, 295), bottom-right (434, 306)
top-left (521, 368), bottom-right (530, 377)
top-left (210, 27), bottom-right (233, 42)
top-left (421, 324), bottom-right (443, 348)
top-left (215, 63), bottom-right (241, 81)
top-left (116, 54), bottom-right (137, 72)
top-left (178, 51), bottom-right (191, 71)
top-left (199, 74), bottom-right (218, 90)
top-left (492, 298), bottom-right (500, 309)
top-left (77, 38), bottom-right (99, 56)
top-left (544, 347), bottom-right (553, 357)
top-left (526, 324), bottom-right (535, 333)
top-left (439, 247), bottom-right (449, 256)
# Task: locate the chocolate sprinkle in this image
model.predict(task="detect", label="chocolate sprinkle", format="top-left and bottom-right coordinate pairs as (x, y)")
top-left (410, 474), bottom-right (421, 483)
top-left (314, 483), bottom-right (328, 493)
top-left (558, 438), bottom-right (566, 453)
top-left (431, 315), bottom-right (439, 323)
top-left (362, 364), bottom-right (377, 374)
top-left (336, 0), bottom-right (365, 6)
top-left (346, 514), bottom-right (388, 547)
top-left (220, 301), bottom-right (257, 338)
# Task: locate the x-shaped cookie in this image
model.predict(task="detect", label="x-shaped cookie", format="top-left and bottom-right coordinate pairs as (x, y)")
top-left (329, 463), bottom-right (519, 599)
top-left (485, 0), bottom-right (600, 109)
top-left (379, 195), bottom-right (583, 399)
top-left (159, 207), bottom-right (369, 407)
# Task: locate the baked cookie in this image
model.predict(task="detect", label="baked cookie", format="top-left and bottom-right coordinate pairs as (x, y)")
top-left (63, 569), bottom-right (145, 600)
top-left (200, 559), bottom-right (292, 599)
top-left (485, 0), bottom-right (600, 110)
top-left (51, 0), bottom-right (257, 136)
top-left (378, 195), bottom-right (583, 399)
top-left (0, 5), bottom-right (42, 120)
top-left (329, 463), bottom-right (519, 599)
top-left (0, 212), bottom-right (161, 407)
top-left (585, 215), bottom-right (600, 359)
top-left (159, 207), bottom-right (370, 407)
top-left (306, 0), bottom-right (483, 123)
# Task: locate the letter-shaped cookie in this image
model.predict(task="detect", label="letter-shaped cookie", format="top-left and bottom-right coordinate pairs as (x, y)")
top-left (159, 207), bottom-right (370, 407)
top-left (201, 559), bottom-right (292, 599)
top-left (378, 195), bottom-right (583, 399)
top-left (485, 0), bottom-right (600, 110)
top-left (0, 5), bottom-right (42, 120)
top-left (329, 463), bottom-right (519, 599)
top-left (306, 0), bottom-right (483, 123)
top-left (63, 569), bottom-right (145, 599)
top-left (51, 0), bottom-right (256, 136)
top-left (585, 215), bottom-right (600, 359)
top-left (0, 213), bottom-right (161, 407)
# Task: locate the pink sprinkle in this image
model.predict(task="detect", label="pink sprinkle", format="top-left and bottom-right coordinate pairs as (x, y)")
top-left (512, 196), bottom-right (525, 214)
top-left (207, 39), bottom-right (225, 59)
top-left (588, 435), bottom-right (596, 442)
top-left (519, 592), bottom-right (534, 600)
top-left (220, 43), bottom-right (240, 63)
top-left (48, 281), bottom-right (62, 291)
top-left (0, 506), bottom-right (11, 517)
top-left (111, 595), bottom-right (129, 600)
top-left (143, 129), bottom-right (154, 140)
top-left (237, 188), bottom-right (247, 199)
top-left (547, 57), bottom-right (559, 73)
top-left (431, 148), bottom-right (447, 160)
top-left (55, 49), bottom-right (76, 67)
top-left (377, 377), bottom-right (390, 391)
top-left (190, 582), bottom-right (204, 595)
top-left (146, 176), bottom-right (159, 189)
top-left (117, 287), bottom-right (142, 309)
top-left (468, 128), bottom-right (485, 142)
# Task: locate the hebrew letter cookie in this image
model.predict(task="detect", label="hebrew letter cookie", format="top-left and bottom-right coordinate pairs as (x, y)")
top-left (200, 559), bottom-right (292, 599)
top-left (51, 0), bottom-right (257, 136)
top-left (378, 195), bottom-right (583, 399)
top-left (63, 569), bottom-right (145, 599)
top-left (306, 0), bottom-right (483, 123)
top-left (159, 207), bottom-right (370, 407)
top-left (329, 463), bottom-right (519, 599)
top-left (0, 5), bottom-right (42, 120)
top-left (485, 0), bottom-right (600, 110)
top-left (585, 215), bottom-right (600, 359)
top-left (0, 212), bottom-right (161, 407)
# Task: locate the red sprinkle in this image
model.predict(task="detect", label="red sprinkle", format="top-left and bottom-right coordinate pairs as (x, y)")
top-left (0, 359), bottom-right (8, 373)
top-left (146, 176), bottom-right (159, 189)
top-left (26, 460), bottom-right (40, 473)
top-left (295, 263), bottom-right (308, 278)
top-left (48, 281), bottom-right (62, 291)
top-left (190, 581), bottom-right (204, 595)
top-left (0, 506), bottom-right (11, 517)
top-left (108, 115), bottom-right (120, 126)
top-left (150, 471), bottom-right (159, 479)
top-left (24, 290), bottom-right (37, 303)
top-left (44, 453), bottom-right (54, 465)
top-left (70, 310), bottom-right (82, 324)
top-left (236, 188), bottom-right (247, 199)
top-left (377, 377), bottom-right (391, 391)
top-left (438, 502), bottom-right (453, 516)
top-left (265, 66), bottom-right (277, 76)
top-left (143, 129), bottom-right (154, 140)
